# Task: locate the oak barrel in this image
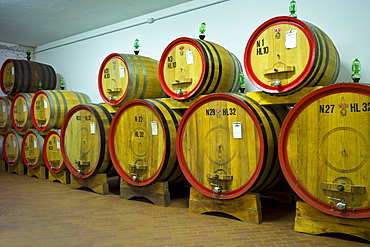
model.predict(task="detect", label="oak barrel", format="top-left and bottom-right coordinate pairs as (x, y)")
top-left (244, 16), bottom-right (340, 95)
top-left (43, 130), bottom-right (65, 173)
top-left (177, 93), bottom-right (287, 199)
top-left (279, 83), bottom-right (370, 218)
top-left (0, 59), bottom-right (56, 95)
top-left (31, 90), bottom-right (91, 131)
top-left (3, 129), bottom-right (23, 166)
top-left (22, 129), bottom-right (44, 169)
top-left (159, 37), bottom-right (242, 100)
top-left (11, 93), bottom-right (34, 132)
top-left (98, 53), bottom-right (165, 106)
top-left (61, 104), bottom-right (114, 178)
top-left (108, 99), bottom-right (183, 186)
top-left (0, 96), bottom-right (12, 133)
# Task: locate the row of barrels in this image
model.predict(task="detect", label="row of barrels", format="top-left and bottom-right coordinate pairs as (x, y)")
top-left (2, 83), bottom-right (370, 221)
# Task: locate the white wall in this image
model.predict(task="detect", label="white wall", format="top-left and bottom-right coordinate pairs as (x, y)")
top-left (35, 0), bottom-right (370, 103)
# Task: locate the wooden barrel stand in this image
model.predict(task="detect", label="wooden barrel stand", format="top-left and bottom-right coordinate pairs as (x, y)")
top-left (8, 163), bottom-right (26, 175)
top-left (120, 179), bottom-right (171, 207)
top-left (27, 166), bottom-right (48, 179)
top-left (69, 173), bottom-right (117, 195)
top-left (0, 160), bottom-right (6, 172)
top-left (48, 170), bottom-right (71, 184)
top-left (295, 201), bottom-right (370, 242)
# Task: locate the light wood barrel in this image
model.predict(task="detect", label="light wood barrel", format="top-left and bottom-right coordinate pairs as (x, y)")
top-left (61, 104), bottom-right (114, 178)
top-left (159, 37), bottom-right (242, 100)
top-left (3, 129), bottom-right (23, 166)
top-left (31, 90), bottom-right (91, 131)
top-left (22, 129), bottom-right (44, 169)
top-left (0, 135), bottom-right (3, 160)
top-left (177, 93), bottom-right (287, 199)
top-left (109, 99), bottom-right (183, 186)
top-left (244, 16), bottom-right (340, 95)
top-left (98, 53), bottom-right (166, 106)
top-left (11, 93), bottom-right (34, 132)
top-left (0, 59), bottom-right (56, 95)
top-left (279, 83), bottom-right (370, 219)
top-left (43, 130), bottom-right (65, 173)
top-left (0, 96), bottom-right (12, 133)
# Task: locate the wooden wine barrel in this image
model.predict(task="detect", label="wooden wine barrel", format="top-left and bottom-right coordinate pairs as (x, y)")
top-left (3, 129), bottom-right (23, 166)
top-left (159, 37), bottom-right (242, 101)
top-left (22, 129), bottom-right (44, 169)
top-left (244, 16), bottom-right (340, 95)
top-left (31, 90), bottom-right (91, 131)
top-left (0, 59), bottom-right (56, 95)
top-left (98, 53), bottom-right (166, 106)
top-left (11, 93), bottom-right (34, 132)
top-left (108, 99), bottom-right (183, 186)
top-left (61, 104), bottom-right (114, 178)
top-left (279, 83), bottom-right (370, 219)
top-left (176, 93), bottom-right (287, 199)
top-left (43, 130), bottom-right (65, 173)
top-left (0, 96), bottom-right (12, 133)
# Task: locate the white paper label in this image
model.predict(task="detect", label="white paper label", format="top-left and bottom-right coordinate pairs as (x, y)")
top-left (285, 30), bottom-right (297, 49)
top-left (13, 139), bottom-right (16, 147)
top-left (56, 139), bottom-right (60, 149)
top-left (90, 122), bottom-right (95, 134)
top-left (11, 67), bottom-right (14, 75)
top-left (151, 121), bottom-right (158, 135)
top-left (2, 105), bottom-right (5, 112)
top-left (232, 122), bottom-right (242, 139)
top-left (23, 104), bottom-right (27, 112)
top-left (186, 50), bottom-right (194, 65)
top-left (120, 66), bottom-right (125, 78)
top-left (44, 99), bottom-right (48, 108)
top-left (34, 139), bottom-right (37, 148)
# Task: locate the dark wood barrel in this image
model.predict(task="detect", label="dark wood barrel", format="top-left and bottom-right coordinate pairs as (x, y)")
top-left (43, 130), bottom-right (65, 173)
top-left (3, 129), bottom-right (23, 166)
top-left (11, 93), bottom-right (34, 132)
top-left (279, 83), bottom-right (370, 219)
top-left (108, 99), bottom-right (183, 186)
top-left (31, 90), bottom-right (91, 132)
top-left (244, 16), bottom-right (340, 95)
top-left (61, 104), bottom-right (114, 178)
top-left (0, 96), bottom-right (12, 133)
top-left (0, 59), bottom-right (56, 95)
top-left (159, 37), bottom-right (242, 101)
top-left (176, 93), bottom-right (287, 199)
top-left (22, 129), bottom-right (44, 169)
top-left (98, 53), bottom-right (165, 106)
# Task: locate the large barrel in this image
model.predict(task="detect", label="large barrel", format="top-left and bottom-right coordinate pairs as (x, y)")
top-left (61, 104), bottom-right (114, 178)
top-left (0, 59), bottom-right (56, 95)
top-left (159, 37), bottom-right (242, 101)
top-left (279, 83), bottom-right (370, 219)
top-left (109, 99), bottom-right (183, 186)
top-left (98, 53), bottom-right (166, 106)
top-left (0, 96), bottom-right (12, 133)
top-left (11, 93), bottom-right (34, 132)
top-left (43, 130), bottom-right (65, 173)
top-left (22, 129), bottom-right (44, 169)
top-left (244, 16), bottom-right (340, 95)
top-left (31, 90), bottom-right (91, 132)
top-left (177, 93), bottom-right (287, 199)
top-left (3, 129), bottom-right (23, 166)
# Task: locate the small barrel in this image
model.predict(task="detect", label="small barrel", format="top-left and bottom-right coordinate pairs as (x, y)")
top-left (0, 96), bottom-right (12, 133)
top-left (22, 129), bottom-right (44, 169)
top-left (159, 37), bottom-right (242, 101)
top-left (43, 130), bottom-right (65, 173)
top-left (109, 99), bottom-right (183, 186)
top-left (0, 59), bottom-right (56, 95)
top-left (244, 16), bottom-right (340, 95)
top-left (98, 53), bottom-right (166, 106)
top-left (279, 83), bottom-right (370, 219)
top-left (11, 93), bottom-right (34, 132)
top-left (176, 93), bottom-right (287, 199)
top-left (3, 129), bottom-right (23, 166)
top-left (61, 104), bottom-right (114, 178)
top-left (31, 90), bottom-right (91, 132)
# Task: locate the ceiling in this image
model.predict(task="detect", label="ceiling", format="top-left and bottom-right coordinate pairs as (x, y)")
top-left (0, 0), bottom-right (193, 47)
